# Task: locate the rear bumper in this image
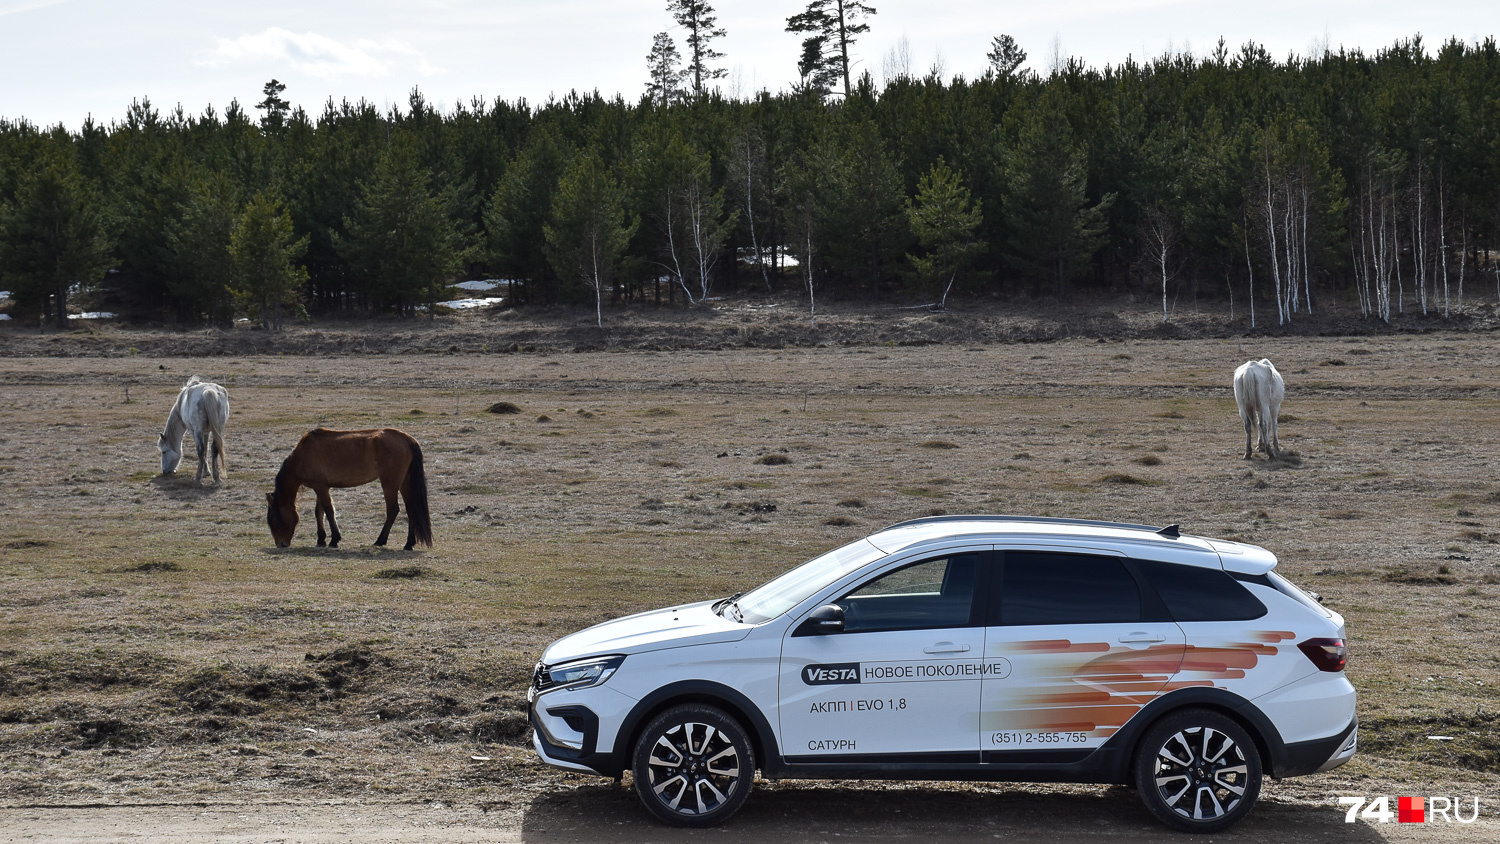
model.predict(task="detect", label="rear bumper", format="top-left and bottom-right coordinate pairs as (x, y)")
top-left (1271, 715), bottom-right (1358, 778)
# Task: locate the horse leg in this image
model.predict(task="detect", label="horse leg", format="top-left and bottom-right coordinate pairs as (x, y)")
top-left (1242, 413), bottom-right (1254, 460)
top-left (314, 497), bottom-right (327, 547)
top-left (194, 429), bottom-right (210, 484)
top-left (314, 488), bottom-right (341, 548)
top-left (1267, 405), bottom-right (1281, 458)
top-left (375, 477), bottom-right (400, 547)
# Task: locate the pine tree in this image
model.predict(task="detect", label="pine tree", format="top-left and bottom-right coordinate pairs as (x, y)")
top-left (165, 169), bottom-right (240, 324)
top-left (646, 33), bottom-right (686, 107)
top-left (986, 35), bottom-right (1027, 80)
top-left (667, 0), bottom-right (726, 100)
top-left (228, 191), bottom-right (307, 330)
top-left (0, 146), bottom-right (111, 327)
top-left (337, 134), bottom-right (472, 317)
top-left (484, 127), bottom-right (573, 305)
top-left (256, 79), bottom-right (290, 134)
top-left (786, 0), bottom-right (877, 98)
top-left (1001, 93), bottom-right (1115, 297)
top-left (906, 158), bottom-right (983, 308)
top-left (545, 149), bottom-right (635, 327)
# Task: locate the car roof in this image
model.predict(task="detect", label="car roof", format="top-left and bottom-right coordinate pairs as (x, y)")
top-left (863, 515), bottom-right (1277, 574)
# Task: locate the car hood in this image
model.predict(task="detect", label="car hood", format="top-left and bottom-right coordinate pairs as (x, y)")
top-left (542, 599), bottom-right (752, 664)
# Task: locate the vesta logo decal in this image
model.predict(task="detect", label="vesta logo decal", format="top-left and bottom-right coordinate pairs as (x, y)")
top-left (803, 662), bottom-right (861, 685)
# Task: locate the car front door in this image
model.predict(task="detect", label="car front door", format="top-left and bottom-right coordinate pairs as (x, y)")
top-left (980, 550), bottom-right (1186, 760)
top-left (778, 549), bottom-right (993, 762)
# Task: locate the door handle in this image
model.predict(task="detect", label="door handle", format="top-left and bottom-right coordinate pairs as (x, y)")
top-left (923, 642), bottom-right (971, 654)
top-left (1118, 632), bottom-right (1166, 644)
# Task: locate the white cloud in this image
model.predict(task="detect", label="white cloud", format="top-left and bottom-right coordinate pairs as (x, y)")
top-left (0, 0), bottom-right (68, 18)
top-left (200, 27), bottom-right (438, 79)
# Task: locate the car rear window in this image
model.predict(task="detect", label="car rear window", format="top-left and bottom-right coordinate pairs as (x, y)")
top-left (1136, 560), bottom-right (1267, 621)
top-left (996, 552), bottom-right (1141, 625)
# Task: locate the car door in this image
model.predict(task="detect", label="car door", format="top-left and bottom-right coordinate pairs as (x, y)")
top-left (779, 549), bottom-right (992, 762)
top-left (980, 549), bottom-right (1186, 760)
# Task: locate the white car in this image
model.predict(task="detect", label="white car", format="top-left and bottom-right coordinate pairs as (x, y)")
top-left (528, 516), bottom-right (1356, 832)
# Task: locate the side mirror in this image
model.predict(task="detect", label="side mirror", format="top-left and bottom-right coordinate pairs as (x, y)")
top-left (794, 604), bottom-right (845, 637)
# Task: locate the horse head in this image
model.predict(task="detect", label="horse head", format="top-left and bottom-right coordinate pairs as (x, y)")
top-left (266, 491), bottom-right (298, 547)
top-left (158, 431), bottom-right (182, 475)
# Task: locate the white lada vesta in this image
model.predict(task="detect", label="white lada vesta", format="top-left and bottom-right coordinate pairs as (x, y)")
top-left (528, 516), bottom-right (1356, 833)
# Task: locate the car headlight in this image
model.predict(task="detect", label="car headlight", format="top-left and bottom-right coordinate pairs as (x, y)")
top-left (533, 654), bottom-right (625, 694)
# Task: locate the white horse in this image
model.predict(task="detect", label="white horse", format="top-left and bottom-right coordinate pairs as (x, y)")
top-left (158, 376), bottom-right (230, 484)
top-left (1233, 359), bottom-right (1284, 459)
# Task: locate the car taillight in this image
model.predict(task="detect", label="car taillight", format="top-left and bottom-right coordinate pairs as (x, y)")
top-left (1298, 637), bottom-right (1347, 672)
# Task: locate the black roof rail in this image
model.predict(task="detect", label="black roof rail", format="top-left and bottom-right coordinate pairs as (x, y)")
top-left (884, 514), bottom-right (1172, 535)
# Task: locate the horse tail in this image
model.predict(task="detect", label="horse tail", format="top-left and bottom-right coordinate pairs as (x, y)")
top-left (211, 388), bottom-right (229, 477)
top-left (404, 438), bottom-right (433, 548)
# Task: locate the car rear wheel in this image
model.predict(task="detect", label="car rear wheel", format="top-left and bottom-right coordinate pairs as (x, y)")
top-left (1133, 708), bottom-right (1262, 833)
top-left (631, 703), bottom-right (754, 827)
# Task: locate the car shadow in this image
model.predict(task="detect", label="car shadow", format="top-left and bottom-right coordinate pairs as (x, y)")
top-left (516, 781), bottom-right (1389, 843)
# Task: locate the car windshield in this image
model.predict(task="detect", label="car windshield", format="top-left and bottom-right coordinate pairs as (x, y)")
top-left (732, 539), bottom-right (888, 624)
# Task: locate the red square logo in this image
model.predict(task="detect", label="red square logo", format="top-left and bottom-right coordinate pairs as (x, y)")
top-left (1398, 796), bottom-right (1425, 824)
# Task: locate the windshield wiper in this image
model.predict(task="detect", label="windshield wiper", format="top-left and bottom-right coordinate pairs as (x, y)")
top-left (714, 592), bottom-right (744, 621)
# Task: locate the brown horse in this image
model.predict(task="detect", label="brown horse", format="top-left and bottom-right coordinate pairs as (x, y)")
top-left (266, 428), bottom-right (433, 550)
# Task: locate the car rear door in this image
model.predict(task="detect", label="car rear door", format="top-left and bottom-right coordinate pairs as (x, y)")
top-left (979, 549), bottom-right (1186, 760)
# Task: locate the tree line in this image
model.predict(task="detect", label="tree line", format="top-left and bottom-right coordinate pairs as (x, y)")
top-left (1, 21), bottom-right (1498, 329)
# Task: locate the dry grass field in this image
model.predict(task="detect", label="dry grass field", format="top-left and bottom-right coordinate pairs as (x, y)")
top-left (2, 316), bottom-right (1499, 838)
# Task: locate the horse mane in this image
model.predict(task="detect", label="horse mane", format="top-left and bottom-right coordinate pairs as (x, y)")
top-left (268, 457), bottom-right (296, 533)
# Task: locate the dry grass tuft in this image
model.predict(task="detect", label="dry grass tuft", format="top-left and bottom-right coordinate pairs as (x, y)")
top-left (114, 561), bottom-right (182, 573)
top-left (920, 440), bottom-right (959, 449)
top-left (643, 406), bottom-right (678, 417)
top-left (755, 454), bottom-right (791, 465)
top-left (1382, 567), bottom-right (1458, 586)
top-left (1152, 410), bottom-right (1185, 419)
top-left (373, 566), bottom-right (431, 580)
top-left (823, 516), bottom-right (858, 527)
top-left (486, 401), bottom-right (521, 414)
top-left (1133, 455), bottom-right (1163, 466)
top-left (1097, 473), bottom-right (1162, 486)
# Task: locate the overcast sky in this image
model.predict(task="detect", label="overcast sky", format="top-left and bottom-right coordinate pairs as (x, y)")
top-left (2, 0), bottom-right (1495, 130)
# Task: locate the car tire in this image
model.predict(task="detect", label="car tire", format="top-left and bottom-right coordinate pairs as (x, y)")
top-left (631, 703), bottom-right (755, 827)
top-left (1132, 708), bottom-right (1262, 833)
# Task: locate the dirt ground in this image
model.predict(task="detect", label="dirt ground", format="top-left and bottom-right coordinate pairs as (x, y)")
top-left (2, 303), bottom-right (1499, 841)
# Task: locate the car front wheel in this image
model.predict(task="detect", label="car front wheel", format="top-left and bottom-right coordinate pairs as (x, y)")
top-left (631, 703), bottom-right (755, 827)
top-left (1133, 708), bottom-right (1262, 833)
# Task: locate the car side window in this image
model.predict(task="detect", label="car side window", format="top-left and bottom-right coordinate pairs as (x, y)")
top-left (1136, 560), bottom-right (1268, 621)
top-left (995, 551), bottom-right (1141, 625)
top-left (836, 554), bottom-right (980, 633)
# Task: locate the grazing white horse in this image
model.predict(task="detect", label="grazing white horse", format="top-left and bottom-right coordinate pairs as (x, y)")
top-left (158, 376), bottom-right (230, 484)
top-left (1233, 359), bottom-right (1284, 459)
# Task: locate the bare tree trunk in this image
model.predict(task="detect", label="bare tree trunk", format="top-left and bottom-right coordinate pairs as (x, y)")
top-left (805, 228), bottom-right (816, 329)
top-left (1439, 168), bottom-right (1450, 317)
top-left (743, 144), bottom-right (771, 293)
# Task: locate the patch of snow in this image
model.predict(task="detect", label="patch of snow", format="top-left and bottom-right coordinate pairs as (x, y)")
top-left (437, 297), bottom-right (504, 310)
top-left (455, 279), bottom-right (513, 292)
top-left (0, 314), bottom-right (10, 321)
top-left (68, 311), bottom-right (117, 320)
